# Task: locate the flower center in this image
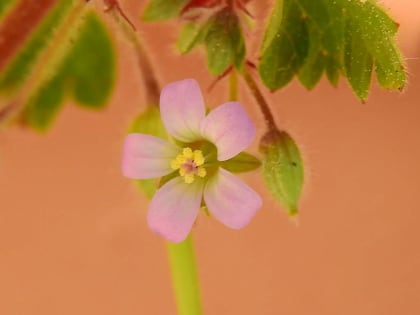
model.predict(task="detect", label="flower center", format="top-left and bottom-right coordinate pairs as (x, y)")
top-left (170, 147), bottom-right (207, 184)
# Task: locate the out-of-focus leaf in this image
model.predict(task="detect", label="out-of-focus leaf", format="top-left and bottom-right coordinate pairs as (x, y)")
top-left (220, 151), bottom-right (261, 173)
top-left (0, 0), bottom-right (16, 17)
top-left (142, 0), bottom-right (189, 21)
top-left (24, 12), bottom-right (115, 130)
top-left (0, 0), bottom-right (74, 93)
top-left (129, 106), bottom-right (168, 199)
top-left (260, 129), bottom-right (304, 216)
top-left (204, 8), bottom-right (245, 75)
top-left (258, 0), bottom-right (406, 101)
top-left (0, 1), bottom-right (115, 130)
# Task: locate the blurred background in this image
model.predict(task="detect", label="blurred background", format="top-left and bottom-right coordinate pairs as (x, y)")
top-left (0, 0), bottom-right (419, 314)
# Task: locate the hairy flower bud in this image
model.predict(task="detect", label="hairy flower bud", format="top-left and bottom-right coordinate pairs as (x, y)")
top-left (260, 129), bottom-right (304, 216)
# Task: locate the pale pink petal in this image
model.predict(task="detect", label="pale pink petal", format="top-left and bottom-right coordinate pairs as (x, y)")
top-left (200, 102), bottom-right (255, 161)
top-left (122, 134), bottom-right (180, 179)
top-left (204, 168), bottom-right (262, 229)
top-left (147, 178), bottom-right (204, 243)
top-left (160, 79), bottom-right (206, 143)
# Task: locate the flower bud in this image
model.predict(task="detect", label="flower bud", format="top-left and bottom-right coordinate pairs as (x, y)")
top-left (259, 129), bottom-right (304, 216)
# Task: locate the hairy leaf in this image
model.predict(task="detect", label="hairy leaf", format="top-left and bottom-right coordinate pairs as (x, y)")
top-left (204, 8), bottom-right (245, 75)
top-left (259, 0), bottom-right (406, 100)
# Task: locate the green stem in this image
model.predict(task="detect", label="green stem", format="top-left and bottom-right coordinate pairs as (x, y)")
top-left (166, 235), bottom-right (203, 315)
top-left (108, 5), bottom-right (203, 314)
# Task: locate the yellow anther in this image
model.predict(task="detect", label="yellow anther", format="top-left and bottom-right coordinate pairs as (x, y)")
top-left (184, 173), bottom-right (195, 184)
top-left (193, 150), bottom-right (205, 166)
top-left (183, 147), bottom-right (193, 159)
top-left (176, 155), bottom-right (187, 164)
top-left (197, 167), bottom-right (206, 178)
top-left (170, 147), bottom-right (207, 184)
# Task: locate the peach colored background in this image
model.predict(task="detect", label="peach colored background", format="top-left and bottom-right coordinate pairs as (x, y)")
top-left (1, 1), bottom-right (419, 314)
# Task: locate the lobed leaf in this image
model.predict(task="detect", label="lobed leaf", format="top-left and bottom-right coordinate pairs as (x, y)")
top-left (258, 0), bottom-right (406, 100)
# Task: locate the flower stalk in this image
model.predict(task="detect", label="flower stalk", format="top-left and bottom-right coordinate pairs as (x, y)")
top-left (241, 68), bottom-right (277, 131)
top-left (110, 7), bottom-right (205, 312)
top-left (166, 235), bottom-right (203, 315)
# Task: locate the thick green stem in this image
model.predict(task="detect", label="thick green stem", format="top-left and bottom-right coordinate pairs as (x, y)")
top-left (166, 235), bottom-right (203, 315)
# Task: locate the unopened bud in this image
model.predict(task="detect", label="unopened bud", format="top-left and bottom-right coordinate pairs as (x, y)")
top-left (259, 129), bottom-right (304, 216)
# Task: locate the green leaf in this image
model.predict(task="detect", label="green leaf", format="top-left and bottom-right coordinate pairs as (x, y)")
top-left (176, 22), bottom-right (209, 54)
top-left (259, 0), bottom-right (309, 89)
top-left (220, 152), bottom-right (261, 173)
top-left (25, 11), bottom-right (115, 130)
top-left (343, 16), bottom-right (373, 101)
top-left (260, 129), bottom-right (304, 216)
top-left (129, 106), bottom-right (168, 198)
top-left (0, 1), bottom-right (115, 130)
top-left (258, 0), bottom-right (406, 100)
top-left (142, 0), bottom-right (189, 21)
top-left (204, 8), bottom-right (245, 75)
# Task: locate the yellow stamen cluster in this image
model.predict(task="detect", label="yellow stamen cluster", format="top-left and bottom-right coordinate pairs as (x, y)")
top-left (171, 148), bottom-right (207, 184)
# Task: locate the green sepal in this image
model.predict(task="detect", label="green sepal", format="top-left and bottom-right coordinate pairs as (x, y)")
top-left (159, 171), bottom-right (179, 189)
top-left (129, 106), bottom-right (168, 199)
top-left (260, 129), bottom-right (304, 216)
top-left (220, 151), bottom-right (261, 173)
top-left (142, 0), bottom-right (189, 21)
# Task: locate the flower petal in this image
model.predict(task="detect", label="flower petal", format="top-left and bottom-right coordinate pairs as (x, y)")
top-left (147, 177), bottom-right (204, 243)
top-left (160, 79), bottom-right (206, 142)
top-left (204, 168), bottom-right (262, 229)
top-left (200, 101), bottom-right (255, 161)
top-left (122, 134), bottom-right (180, 179)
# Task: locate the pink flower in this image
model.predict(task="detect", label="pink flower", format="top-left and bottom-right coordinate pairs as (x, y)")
top-left (122, 79), bottom-right (262, 242)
